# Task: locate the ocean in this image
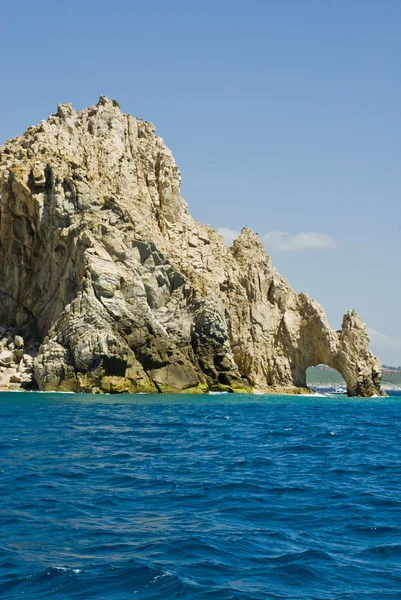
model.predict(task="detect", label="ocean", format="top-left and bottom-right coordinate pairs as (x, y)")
top-left (1, 391), bottom-right (401, 599)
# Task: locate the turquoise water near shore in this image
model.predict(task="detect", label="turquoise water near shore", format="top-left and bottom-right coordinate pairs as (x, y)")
top-left (1, 391), bottom-right (401, 599)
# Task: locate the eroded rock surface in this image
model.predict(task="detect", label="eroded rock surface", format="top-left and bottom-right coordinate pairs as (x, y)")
top-left (0, 96), bottom-right (383, 396)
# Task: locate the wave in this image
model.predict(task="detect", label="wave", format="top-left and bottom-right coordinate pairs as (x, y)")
top-left (0, 562), bottom-right (191, 599)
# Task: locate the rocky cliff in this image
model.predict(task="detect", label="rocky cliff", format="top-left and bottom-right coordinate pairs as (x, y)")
top-left (0, 96), bottom-right (383, 396)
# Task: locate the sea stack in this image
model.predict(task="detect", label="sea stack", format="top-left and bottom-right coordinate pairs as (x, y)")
top-left (0, 96), bottom-right (383, 396)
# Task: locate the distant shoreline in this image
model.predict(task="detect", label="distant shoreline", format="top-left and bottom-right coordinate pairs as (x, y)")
top-left (307, 365), bottom-right (401, 392)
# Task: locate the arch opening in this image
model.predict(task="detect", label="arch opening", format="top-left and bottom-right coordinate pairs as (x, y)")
top-left (306, 365), bottom-right (346, 394)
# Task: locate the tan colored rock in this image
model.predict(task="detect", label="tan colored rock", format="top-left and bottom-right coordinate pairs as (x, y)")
top-left (0, 96), bottom-right (383, 396)
top-left (0, 350), bottom-right (15, 367)
top-left (14, 335), bottom-right (24, 348)
top-left (23, 354), bottom-right (34, 368)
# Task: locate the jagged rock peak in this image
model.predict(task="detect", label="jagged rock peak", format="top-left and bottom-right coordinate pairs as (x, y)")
top-left (0, 98), bottom-right (384, 396)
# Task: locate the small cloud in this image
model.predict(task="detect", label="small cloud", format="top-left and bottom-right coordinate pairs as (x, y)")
top-left (367, 328), bottom-right (401, 347)
top-left (262, 232), bottom-right (338, 252)
top-left (217, 227), bottom-right (240, 247)
top-left (367, 328), bottom-right (387, 339)
top-left (217, 228), bottom-right (337, 251)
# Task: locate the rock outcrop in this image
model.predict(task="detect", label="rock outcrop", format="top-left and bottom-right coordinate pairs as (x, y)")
top-left (0, 96), bottom-right (383, 396)
top-left (0, 328), bottom-right (36, 390)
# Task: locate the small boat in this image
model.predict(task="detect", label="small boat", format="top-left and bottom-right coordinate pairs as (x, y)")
top-left (329, 387), bottom-right (347, 395)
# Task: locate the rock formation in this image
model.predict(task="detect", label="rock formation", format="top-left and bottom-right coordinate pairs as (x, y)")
top-left (0, 328), bottom-right (36, 389)
top-left (0, 96), bottom-right (383, 396)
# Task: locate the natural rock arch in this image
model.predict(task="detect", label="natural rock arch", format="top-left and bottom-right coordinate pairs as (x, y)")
top-left (286, 309), bottom-right (382, 397)
top-left (225, 232), bottom-right (382, 397)
top-left (0, 97), bottom-right (383, 396)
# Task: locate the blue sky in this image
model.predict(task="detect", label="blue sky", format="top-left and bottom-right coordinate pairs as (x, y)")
top-left (0, 0), bottom-right (400, 364)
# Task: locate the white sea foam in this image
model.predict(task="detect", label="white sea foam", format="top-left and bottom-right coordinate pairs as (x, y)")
top-left (54, 566), bottom-right (80, 573)
top-left (36, 391), bottom-right (75, 394)
top-left (298, 392), bottom-right (328, 397)
top-left (152, 571), bottom-right (172, 582)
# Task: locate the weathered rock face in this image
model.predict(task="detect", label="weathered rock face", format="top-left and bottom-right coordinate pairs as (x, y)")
top-left (0, 96), bottom-right (383, 396)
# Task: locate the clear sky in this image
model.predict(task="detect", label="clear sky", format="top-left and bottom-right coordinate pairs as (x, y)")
top-left (0, 0), bottom-right (400, 364)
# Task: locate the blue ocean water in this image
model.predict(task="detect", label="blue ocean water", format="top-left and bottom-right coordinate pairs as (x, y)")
top-left (1, 392), bottom-right (401, 600)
